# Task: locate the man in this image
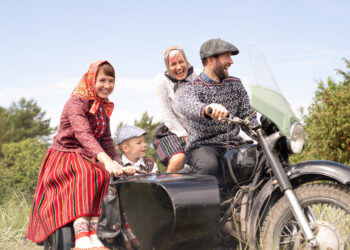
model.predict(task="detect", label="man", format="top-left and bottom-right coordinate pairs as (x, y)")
top-left (179, 38), bottom-right (258, 179)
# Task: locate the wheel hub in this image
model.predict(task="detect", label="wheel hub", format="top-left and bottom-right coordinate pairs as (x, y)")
top-left (293, 221), bottom-right (344, 249)
top-left (311, 221), bottom-right (344, 250)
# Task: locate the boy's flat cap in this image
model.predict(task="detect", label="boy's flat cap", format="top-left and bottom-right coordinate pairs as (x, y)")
top-left (116, 124), bottom-right (146, 145)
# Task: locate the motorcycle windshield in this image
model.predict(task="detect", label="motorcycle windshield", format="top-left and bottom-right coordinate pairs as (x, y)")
top-left (247, 45), bottom-right (298, 137)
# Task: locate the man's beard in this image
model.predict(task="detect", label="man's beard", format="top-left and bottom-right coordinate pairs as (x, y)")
top-left (213, 60), bottom-right (228, 81)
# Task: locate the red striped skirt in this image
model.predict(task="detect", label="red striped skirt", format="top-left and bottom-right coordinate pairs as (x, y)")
top-left (25, 148), bottom-right (109, 243)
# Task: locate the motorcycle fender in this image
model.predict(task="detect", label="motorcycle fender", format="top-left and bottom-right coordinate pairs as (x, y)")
top-left (286, 160), bottom-right (350, 185)
top-left (246, 160), bottom-right (350, 248)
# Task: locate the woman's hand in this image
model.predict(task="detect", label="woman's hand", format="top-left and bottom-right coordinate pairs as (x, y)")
top-left (181, 136), bottom-right (188, 143)
top-left (123, 166), bottom-right (136, 176)
top-left (105, 161), bottom-right (124, 176)
top-left (97, 152), bottom-right (123, 176)
top-left (205, 103), bottom-right (229, 120)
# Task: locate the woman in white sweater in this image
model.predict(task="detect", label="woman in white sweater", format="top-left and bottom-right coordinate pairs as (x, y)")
top-left (153, 46), bottom-right (200, 172)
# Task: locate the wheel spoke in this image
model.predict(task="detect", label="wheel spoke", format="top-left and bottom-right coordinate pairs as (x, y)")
top-left (319, 203), bottom-right (327, 220)
top-left (279, 239), bottom-right (292, 244)
top-left (283, 225), bottom-right (293, 235)
top-left (261, 184), bottom-right (350, 249)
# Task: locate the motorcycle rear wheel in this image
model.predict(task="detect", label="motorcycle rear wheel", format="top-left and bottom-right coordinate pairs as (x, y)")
top-left (260, 183), bottom-right (350, 250)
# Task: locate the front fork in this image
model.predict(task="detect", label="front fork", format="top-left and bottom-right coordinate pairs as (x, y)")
top-left (257, 129), bottom-right (318, 248)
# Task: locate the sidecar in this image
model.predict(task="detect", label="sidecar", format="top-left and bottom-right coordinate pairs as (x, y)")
top-left (114, 173), bottom-right (220, 250)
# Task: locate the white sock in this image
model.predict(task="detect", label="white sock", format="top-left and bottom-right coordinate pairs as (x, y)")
top-left (89, 218), bottom-right (105, 248)
top-left (73, 217), bottom-right (93, 248)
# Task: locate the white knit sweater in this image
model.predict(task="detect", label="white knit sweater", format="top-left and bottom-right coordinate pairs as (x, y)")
top-left (154, 69), bottom-right (201, 137)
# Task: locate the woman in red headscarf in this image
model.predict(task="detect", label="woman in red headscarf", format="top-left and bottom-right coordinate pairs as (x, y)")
top-left (26, 61), bottom-right (135, 249)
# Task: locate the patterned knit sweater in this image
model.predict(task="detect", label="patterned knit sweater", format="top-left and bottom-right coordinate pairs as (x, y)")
top-left (179, 73), bottom-right (258, 152)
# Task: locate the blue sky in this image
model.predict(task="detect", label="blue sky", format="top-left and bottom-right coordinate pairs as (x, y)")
top-left (1, 0), bottom-right (349, 133)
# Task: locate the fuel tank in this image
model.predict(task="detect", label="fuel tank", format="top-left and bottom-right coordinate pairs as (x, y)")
top-left (115, 173), bottom-right (220, 250)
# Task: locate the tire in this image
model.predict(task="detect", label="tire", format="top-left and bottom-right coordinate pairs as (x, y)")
top-left (43, 223), bottom-right (74, 250)
top-left (260, 183), bottom-right (350, 250)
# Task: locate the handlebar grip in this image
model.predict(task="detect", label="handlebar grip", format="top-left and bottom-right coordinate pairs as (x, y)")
top-left (207, 106), bottom-right (230, 118)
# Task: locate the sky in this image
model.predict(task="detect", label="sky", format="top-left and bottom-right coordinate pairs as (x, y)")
top-left (1, 0), bottom-right (349, 134)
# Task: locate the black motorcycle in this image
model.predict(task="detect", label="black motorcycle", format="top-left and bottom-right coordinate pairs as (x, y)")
top-left (99, 46), bottom-right (350, 250)
top-left (44, 46), bottom-right (350, 250)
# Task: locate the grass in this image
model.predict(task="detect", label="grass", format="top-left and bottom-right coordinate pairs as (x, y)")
top-left (0, 192), bottom-right (41, 250)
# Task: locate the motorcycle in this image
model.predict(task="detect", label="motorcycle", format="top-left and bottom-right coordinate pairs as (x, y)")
top-left (44, 46), bottom-right (350, 250)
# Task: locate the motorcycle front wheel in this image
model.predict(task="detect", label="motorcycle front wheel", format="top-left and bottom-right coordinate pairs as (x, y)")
top-left (260, 183), bottom-right (350, 250)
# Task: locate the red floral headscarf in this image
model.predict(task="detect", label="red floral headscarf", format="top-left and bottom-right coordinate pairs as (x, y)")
top-left (72, 60), bottom-right (115, 118)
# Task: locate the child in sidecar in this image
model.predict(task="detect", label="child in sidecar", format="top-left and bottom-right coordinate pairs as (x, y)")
top-left (113, 124), bottom-right (159, 249)
top-left (115, 124), bottom-right (159, 174)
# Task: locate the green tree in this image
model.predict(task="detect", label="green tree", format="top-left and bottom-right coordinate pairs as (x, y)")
top-left (0, 107), bottom-right (7, 146)
top-left (0, 138), bottom-right (48, 204)
top-left (0, 98), bottom-right (55, 145)
top-left (291, 58), bottom-right (350, 165)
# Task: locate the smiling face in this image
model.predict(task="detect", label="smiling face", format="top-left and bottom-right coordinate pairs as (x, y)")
top-left (213, 52), bottom-right (233, 81)
top-left (168, 50), bottom-right (189, 81)
top-left (94, 71), bottom-right (115, 99)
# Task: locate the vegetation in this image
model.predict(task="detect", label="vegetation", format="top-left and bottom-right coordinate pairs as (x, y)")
top-left (0, 138), bottom-right (48, 204)
top-left (0, 99), bottom-right (53, 205)
top-left (0, 98), bottom-right (52, 248)
top-left (291, 58), bottom-right (350, 165)
top-left (0, 98), bottom-right (55, 145)
top-left (0, 192), bottom-right (41, 249)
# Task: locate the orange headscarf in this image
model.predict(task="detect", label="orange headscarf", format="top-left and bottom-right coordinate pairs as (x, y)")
top-left (72, 60), bottom-right (115, 118)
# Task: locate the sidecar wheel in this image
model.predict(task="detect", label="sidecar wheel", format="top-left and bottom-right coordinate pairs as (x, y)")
top-left (260, 183), bottom-right (350, 250)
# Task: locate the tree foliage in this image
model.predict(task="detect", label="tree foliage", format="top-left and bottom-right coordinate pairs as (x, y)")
top-left (0, 98), bottom-right (55, 145)
top-left (291, 58), bottom-right (350, 165)
top-left (0, 107), bottom-right (7, 145)
top-left (0, 138), bottom-right (48, 204)
top-left (0, 98), bottom-right (53, 204)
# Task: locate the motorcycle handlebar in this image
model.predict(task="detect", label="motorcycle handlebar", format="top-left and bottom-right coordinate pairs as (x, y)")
top-left (207, 107), bottom-right (248, 126)
top-left (207, 107), bottom-right (230, 118)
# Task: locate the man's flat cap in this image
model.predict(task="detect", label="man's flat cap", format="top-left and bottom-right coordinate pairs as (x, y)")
top-left (200, 38), bottom-right (239, 59)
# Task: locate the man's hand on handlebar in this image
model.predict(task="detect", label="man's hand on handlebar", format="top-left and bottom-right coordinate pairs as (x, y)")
top-left (205, 103), bottom-right (229, 121)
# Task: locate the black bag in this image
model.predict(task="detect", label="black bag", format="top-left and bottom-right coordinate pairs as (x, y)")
top-left (97, 176), bottom-right (122, 239)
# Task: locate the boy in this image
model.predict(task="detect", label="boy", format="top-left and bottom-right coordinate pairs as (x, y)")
top-left (115, 124), bottom-right (159, 249)
top-left (116, 124), bottom-right (159, 174)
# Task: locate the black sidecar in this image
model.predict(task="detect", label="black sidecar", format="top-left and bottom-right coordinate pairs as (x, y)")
top-left (114, 173), bottom-right (220, 250)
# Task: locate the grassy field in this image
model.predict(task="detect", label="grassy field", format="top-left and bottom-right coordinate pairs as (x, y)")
top-left (0, 192), bottom-right (41, 250)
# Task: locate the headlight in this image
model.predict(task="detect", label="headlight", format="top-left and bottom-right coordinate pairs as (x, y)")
top-left (288, 122), bottom-right (305, 154)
